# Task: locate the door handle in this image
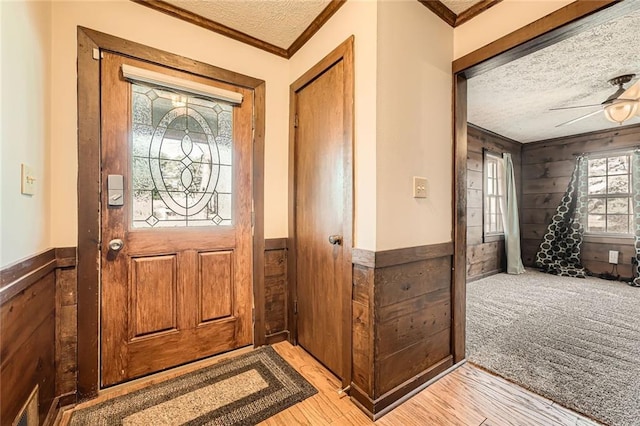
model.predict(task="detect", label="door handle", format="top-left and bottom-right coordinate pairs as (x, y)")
top-left (328, 235), bottom-right (343, 245)
top-left (109, 239), bottom-right (124, 252)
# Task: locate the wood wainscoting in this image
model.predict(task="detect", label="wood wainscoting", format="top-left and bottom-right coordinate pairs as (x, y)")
top-left (467, 125), bottom-right (522, 281)
top-left (521, 124), bottom-right (640, 279)
top-left (264, 238), bottom-right (289, 344)
top-left (350, 242), bottom-right (456, 418)
top-left (0, 248), bottom-right (77, 426)
top-left (0, 240), bottom-right (287, 425)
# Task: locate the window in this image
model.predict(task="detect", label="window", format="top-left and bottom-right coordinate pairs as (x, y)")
top-left (586, 154), bottom-right (632, 235)
top-left (484, 152), bottom-right (504, 235)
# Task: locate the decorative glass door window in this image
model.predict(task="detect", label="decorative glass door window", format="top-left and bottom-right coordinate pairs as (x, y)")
top-left (131, 83), bottom-right (233, 228)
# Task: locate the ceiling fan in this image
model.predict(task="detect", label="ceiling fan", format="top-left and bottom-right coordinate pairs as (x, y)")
top-left (552, 74), bottom-right (640, 127)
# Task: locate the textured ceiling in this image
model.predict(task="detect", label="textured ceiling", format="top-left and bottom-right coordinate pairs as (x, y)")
top-left (439, 0), bottom-right (483, 15)
top-left (468, 8), bottom-right (640, 143)
top-left (162, 0), bottom-right (330, 49)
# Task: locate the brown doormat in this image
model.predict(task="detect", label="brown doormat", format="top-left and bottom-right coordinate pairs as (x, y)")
top-left (70, 346), bottom-right (317, 425)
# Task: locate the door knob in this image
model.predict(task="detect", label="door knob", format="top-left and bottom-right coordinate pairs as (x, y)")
top-left (109, 239), bottom-right (124, 252)
top-left (328, 235), bottom-right (343, 245)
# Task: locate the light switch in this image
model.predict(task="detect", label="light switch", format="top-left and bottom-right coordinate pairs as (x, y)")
top-left (413, 176), bottom-right (427, 198)
top-left (21, 164), bottom-right (36, 195)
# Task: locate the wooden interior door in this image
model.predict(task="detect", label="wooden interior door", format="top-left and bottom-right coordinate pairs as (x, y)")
top-left (100, 52), bottom-right (253, 387)
top-left (293, 43), bottom-right (353, 381)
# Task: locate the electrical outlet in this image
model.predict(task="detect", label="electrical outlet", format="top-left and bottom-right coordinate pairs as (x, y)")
top-left (413, 176), bottom-right (427, 198)
top-left (609, 250), bottom-right (619, 264)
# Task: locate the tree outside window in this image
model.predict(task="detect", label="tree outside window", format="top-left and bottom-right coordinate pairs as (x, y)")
top-left (484, 152), bottom-right (504, 236)
top-left (586, 154), bottom-right (632, 235)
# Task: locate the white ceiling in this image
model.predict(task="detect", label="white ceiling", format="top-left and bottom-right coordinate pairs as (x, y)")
top-left (468, 8), bottom-right (640, 143)
top-left (439, 0), bottom-right (483, 15)
top-left (163, 0), bottom-right (331, 49)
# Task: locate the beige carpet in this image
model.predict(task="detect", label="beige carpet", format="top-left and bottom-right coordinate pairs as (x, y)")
top-left (467, 270), bottom-right (640, 426)
top-left (70, 346), bottom-right (316, 425)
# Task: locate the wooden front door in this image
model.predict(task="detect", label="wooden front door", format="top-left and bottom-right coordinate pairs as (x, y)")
top-left (100, 52), bottom-right (253, 387)
top-left (291, 39), bottom-right (354, 382)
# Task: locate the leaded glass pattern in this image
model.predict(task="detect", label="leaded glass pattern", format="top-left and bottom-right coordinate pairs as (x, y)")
top-left (131, 83), bottom-right (233, 228)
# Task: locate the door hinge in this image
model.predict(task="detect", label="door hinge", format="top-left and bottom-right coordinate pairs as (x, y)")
top-left (294, 114), bottom-right (299, 128)
top-left (252, 308), bottom-right (255, 322)
top-left (294, 300), bottom-right (298, 315)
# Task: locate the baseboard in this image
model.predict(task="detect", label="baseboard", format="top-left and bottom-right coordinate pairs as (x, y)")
top-left (43, 392), bottom-right (76, 426)
top-left (467, 268), bottom-right (503, 282)
top-left (350, 356), bottom-right (458, 419)
top-left (265, 330), bottom-right (289, 345)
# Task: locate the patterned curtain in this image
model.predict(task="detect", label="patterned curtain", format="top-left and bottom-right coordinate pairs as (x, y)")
top-left (535, 156), bottom-right (588, 278)
top-left (632, 151), bottom-right (640, 287)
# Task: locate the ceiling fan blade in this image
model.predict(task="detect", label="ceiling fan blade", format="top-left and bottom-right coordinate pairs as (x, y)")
top-left (555, 109), bottom-right (603, 127)
top-left (621, 79), bottom-right (640, 101)
top-left (549, 104), bottom-right (602, 111)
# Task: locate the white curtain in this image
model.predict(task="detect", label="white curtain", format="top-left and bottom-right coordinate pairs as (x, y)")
top-left (502, 153), bottom-right (525, 274)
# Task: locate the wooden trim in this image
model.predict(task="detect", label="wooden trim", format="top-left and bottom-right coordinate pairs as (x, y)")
top-left (524, 122), bottom-right (640, 150)
top-left (418, 0), bottom-right (503, 28)
top-left (466, 269), bottom-right (502, 282)
top-left (288, 36), bottom-right (355, 390)
top-left (287, 0), bottom-right (347, 58)
top-left (78, 27), bottom-right (263, 90)
top-left (43, 392), bottom-right (77, 426)
top-left (468, 123), bottom-right (522, 146)
top-left (0, 248), bottom-right (56, 289)
top-left (453, 1), bottom-right (628, 76)
top-left (130, 0), bottom-right (288, 58)
top-left (418, 1), bottom-right (456, 27)
top-left (375, 242), bottom-right (453, 268)
top-left (452, 73), bottom-right (467, 364)
top-left (76, 27), bottom-right (266, 400)
top-left (264, 238), bottom-right (288, 251)
top-left (455, 0), bottom-right (503, 26)
top-left (77, 27), bottom-right (101, 401)
top-left (0, 248), bottom-right (77, 305)
top-left (253, 82), bottom-right (267, 348)
top-left (352, 248), bottom-right (375, 269)
top-left (352, 242), bottom-right (454, 268)
top-left (350, 356), bottom-right (455, 419)
top-left (131, 0), bottom-right (346, 59)
top-left (265, 330), bottom-right (290, 345)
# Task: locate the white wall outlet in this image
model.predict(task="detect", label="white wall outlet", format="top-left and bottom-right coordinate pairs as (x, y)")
top-left (608, 250), bottom-right (619, 265)
top-left (21, 164), bottom-right (36, 195)
top-left (413, 176), bottom-right (427, 198)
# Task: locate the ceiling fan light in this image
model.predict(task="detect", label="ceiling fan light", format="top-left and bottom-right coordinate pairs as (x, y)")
top-left (604, 100), bottom-right (638, 124)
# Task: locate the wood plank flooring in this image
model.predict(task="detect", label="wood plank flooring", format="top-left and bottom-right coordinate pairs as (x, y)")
top-left (58, 341), bottom-right (599, 425)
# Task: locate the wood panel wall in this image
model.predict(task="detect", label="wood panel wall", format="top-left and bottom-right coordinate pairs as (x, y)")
top-left (521, 124), bottom-right (640, 279)
top-left (351, 242), bottom-right (454, 418)
top-left (0, 248), bottom-right (77, 426)
top-left (467, 125), bottom-right (523, 281)
top-left (264, 238), bottom-right (288, 344)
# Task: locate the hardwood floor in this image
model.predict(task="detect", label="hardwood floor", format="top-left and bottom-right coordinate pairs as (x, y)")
top-left (58, 341), bottom-right (598, 425)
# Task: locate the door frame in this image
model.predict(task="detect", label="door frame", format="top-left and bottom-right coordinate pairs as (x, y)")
top-left (76, 27), bottom-right (266, 400)
top-left (287, 36), bottom-right (354, 390)
top-left (451, 0), bottom-right (630, 363)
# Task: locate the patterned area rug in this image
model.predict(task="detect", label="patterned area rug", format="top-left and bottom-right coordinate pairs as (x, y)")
top-left (70, 346), bottom-right (317, 425)
top-left (467, 270), bottom-right (640, 426)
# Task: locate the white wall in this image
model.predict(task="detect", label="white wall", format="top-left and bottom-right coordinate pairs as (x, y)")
top-left (289, 0), bottom-right (379, 251)
top-left (453, 0), bottom-right (572, 60)
top-left (1, 0), bottom-right (52, 267)
top-left (375, 0), bottom-right (453, 250)
top-left (50, 0), bottom-right (290, 248)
